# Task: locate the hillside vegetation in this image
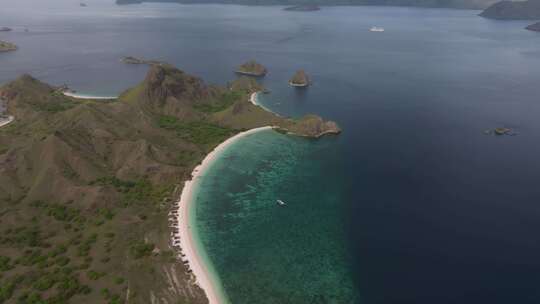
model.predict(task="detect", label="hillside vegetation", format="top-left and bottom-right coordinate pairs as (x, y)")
top-left (0, 64), bottom-right (339, 303)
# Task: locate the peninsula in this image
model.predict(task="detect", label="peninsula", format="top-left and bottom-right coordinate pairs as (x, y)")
top-left (236, 60), bottom-right (267, 77)
top-left (0, 64), bottom-right (339, 303)
top-left (480, 0), bottom-right (540, 20)
top-left (289, 70), bottom-right (310, 87)
top-left (0, 41), bottom-right (17, 52)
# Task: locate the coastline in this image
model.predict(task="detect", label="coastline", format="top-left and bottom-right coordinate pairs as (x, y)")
top-left (0, 116), bottom-right (14, 128)
top-left (249, 92), bottom-right (280, 116)
top-left (62, 92), bottom-right (117, 100)
top-left (173, 126), bottom-right (275, 304)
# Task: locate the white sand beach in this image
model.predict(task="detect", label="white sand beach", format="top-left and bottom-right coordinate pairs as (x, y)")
top-left (250, 92), bottom-right (279, 116)
top-left (0, 116), bottom-right (14, 128)
top-left (173, 126), bottom-right (274, 304)
top-left (63, 92), bottom-right (117, 100)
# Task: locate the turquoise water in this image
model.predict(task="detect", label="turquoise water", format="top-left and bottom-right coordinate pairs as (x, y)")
top-left (193, 130), bottom-right (358, 304)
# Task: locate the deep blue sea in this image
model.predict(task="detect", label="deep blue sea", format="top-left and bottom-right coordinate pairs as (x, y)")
top-left (2, 1), bottom-right (540, 302)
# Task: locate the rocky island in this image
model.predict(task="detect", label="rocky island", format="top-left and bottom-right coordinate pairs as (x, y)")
top-left (289, 70), bottom-right (310, 87)
top-left (236, 60), bottom-right (267, 77)
top-left (284, 5), bottom-right (321, 11)
top-left (0, 41), bottom-right (17, 52)
top-left (0, 64), bottom-right (339, 303)
top-left (526, 21), bottom-right (540, 31)
top-left (122, 56), bottom-right (164, 65)
top-left (480, 0), bottom-right (540, 20)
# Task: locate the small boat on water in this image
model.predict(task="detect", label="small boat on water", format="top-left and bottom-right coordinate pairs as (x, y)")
top-left (276, 200), bottom-right (287, 206)
top-left (370, 27), bottom-right (385, 32)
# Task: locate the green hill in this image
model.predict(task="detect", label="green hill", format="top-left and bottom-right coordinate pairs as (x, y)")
top-left (0, 64), bottom-right (339, 303)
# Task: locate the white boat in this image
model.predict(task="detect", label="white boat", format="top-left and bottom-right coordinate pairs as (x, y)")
top-left (370, 27), bottom-right (385, 32)
top-left (276, 200), bottom-right (287, 206)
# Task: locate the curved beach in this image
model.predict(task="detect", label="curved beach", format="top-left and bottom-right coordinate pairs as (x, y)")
top-left (0, 116), bottom-right (14, 128)
top-left (250, 92), bottom-right (279, 116)
top-left (63, 92), bottom-right (117, 100)
top-left (174, 126), bottom-right (274, 304)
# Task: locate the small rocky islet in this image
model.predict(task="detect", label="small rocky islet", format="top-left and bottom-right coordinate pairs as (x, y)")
top-left (236, 60), bottom-right (267, 77)
top-left (0, 41), bottom-right (17, 52)
top-left (289, 70), bottom-right (310, 87)
top-left (484, 127), bottom-right (518, 136)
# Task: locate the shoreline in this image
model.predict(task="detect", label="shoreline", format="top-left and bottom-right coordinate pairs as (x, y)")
top-left (62, 92), bottom-right (117, 100)
top-left (250, 92), bottom-right (280, 116)
top-left (173, 126), bottom-right (275, 304)
top-left (0, 116), bottom-right (14, 128)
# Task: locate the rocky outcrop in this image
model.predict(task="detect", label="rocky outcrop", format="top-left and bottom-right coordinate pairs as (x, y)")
top-left (284, 115), bottom-right (341, 137)
top-left (141, 65), bottom-right (210, 118)
top-left (526, 21), bottom-right (540, 31)
top-left (0, 41), bottom-right (17, 52)
top-left (289, 70), bottom-right (310, 87)
top-left (236, 60), bottom-right (267, 77)
top-left (480, 0), bottom-right (540, 20)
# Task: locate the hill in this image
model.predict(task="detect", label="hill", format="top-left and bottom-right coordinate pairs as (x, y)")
top-left (0, 64), bottom-right (339, 303)
top-left (480, 0), bottom-right (540, 19)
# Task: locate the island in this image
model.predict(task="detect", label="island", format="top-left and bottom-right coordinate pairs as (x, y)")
top-left (526, 21), bottom-right (540, 31)
top-left (480, 0), bottom-right (540, 20)
top-left (116, 0), bottom-right (143, 4)
top-left (0, 41), bottom-right (17, 52)
top-left (0, 64), bottom-right (339, 303)
top-left (284, 5), bottom-right (321, 11)
top-left (484, 127), bottom-right (517, 136)
top-left (0, 27), bottom-right (12, 32)
top-left (115, 0), bottom-right (496, 9)
top-left (80, 2), bottom-right (88, 7)
top-left (122, 56), bottom-right (164, 65)
top-left (236, 60), bottom-right (267, 77)
top-left (289, 70), bottom-right (310, 87)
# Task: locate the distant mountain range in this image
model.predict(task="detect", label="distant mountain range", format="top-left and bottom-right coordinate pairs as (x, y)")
top-left (116, 0), bottom-right (498, 10)
top-left (480, 0), bottom-right (540, 20)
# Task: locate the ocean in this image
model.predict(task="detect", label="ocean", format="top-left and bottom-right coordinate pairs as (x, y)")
top-left (2, 1), bottom-right (540, 302)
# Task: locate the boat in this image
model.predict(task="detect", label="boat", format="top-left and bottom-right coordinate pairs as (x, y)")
top-left (276, 199), bottom-right (287, 206)
top-left (370, 27), bottom-right (385, 32)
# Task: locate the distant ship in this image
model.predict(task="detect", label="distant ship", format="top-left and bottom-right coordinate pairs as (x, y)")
top-left (370, 27), bottom-right (385, 32)
top-left (276, 200), bottom-right (287, 206)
